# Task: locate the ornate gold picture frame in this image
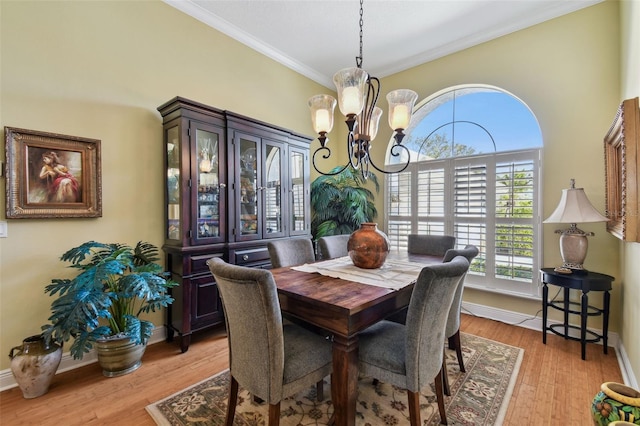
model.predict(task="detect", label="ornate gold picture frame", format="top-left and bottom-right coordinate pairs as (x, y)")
top-left (604, 97), bottom-right (639, 242)
top-left (5, 127), bottom-right (102, 218)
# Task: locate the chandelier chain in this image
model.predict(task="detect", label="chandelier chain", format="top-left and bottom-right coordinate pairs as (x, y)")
top-left (356, 0), bottom-right (364, 68)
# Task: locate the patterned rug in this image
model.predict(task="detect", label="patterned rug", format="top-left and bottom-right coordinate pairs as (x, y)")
top-left (146, 333), bottom-right (523, 425)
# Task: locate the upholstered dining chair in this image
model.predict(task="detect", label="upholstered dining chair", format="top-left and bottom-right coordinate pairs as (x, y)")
top-left (267, 238), bottom-right (316, 268)
top-left (317, 234), bottom-right (350, 260)
top-left (384, 233), bottom-right (457, 325)
top-left (357, 256), bottom-right (470, 426)
top-left (407, 233), bottom-right (456, 256)
top-left (206, 257), bottom-right (332, 426)
top-left (441, 244), bottom-right (479, 395)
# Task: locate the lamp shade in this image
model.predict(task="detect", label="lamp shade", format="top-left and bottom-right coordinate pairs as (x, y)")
top-left (543, 183), bottom-right (608, 224)
top-left (387, 89), bottom-right (418, 131)
top-left (308, 94), bottom-right (336, 134)
top-left (333, 67), bottom-right (368, 116)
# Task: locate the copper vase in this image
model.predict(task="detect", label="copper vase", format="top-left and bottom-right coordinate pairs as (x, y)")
top-left (347, 223), bottom-right (390, 269)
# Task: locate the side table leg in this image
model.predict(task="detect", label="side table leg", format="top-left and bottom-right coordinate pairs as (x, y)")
top-left (542, 283), bottom-right (548, 344)
top-left (603, 291), bottom-right (610, 355)
top-left (563, 287), bottom-right (570, 338)
top-left (581, 291), bottom-right (588, 360)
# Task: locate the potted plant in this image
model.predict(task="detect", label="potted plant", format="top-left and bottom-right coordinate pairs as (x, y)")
top-left (311, 166), bottom-right (380, 238)
top-left (41, 241), bottom-right (177, 377)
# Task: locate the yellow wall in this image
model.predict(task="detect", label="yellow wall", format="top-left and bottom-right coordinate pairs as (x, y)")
top-left (0, 0), bottom-right (636, 385)
top-left (620, 0), bottom-right (640, 386)
top-left (371, 0), bottom-right (622, 331)
top-left (0, 0), bottom-right (325, 371)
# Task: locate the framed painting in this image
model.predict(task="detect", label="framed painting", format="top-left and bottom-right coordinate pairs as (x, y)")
top-left (604, 97), bottom-right (639, 242)
top-left (5, 127), bottom-right (102, 218)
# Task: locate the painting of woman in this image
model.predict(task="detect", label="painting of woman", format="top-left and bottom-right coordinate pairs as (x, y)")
top-left (38, 151), bottom-right (81, 203)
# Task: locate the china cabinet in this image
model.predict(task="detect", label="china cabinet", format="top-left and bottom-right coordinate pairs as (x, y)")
top-left (158, 97), bottom-right (312, 351)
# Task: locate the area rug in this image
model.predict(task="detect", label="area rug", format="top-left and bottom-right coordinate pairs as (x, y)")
top-left (146, 333), bottom-right (523, 425)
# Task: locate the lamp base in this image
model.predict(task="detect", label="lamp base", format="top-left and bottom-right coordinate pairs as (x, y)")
top-left (556, 224), bottom-right (595, 271)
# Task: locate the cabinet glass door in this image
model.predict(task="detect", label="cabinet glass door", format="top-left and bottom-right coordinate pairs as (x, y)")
top-left (289, 147), bottom-right (309, 235)
top-left (264, 141), bottom-right (284, 237)
top-left (239, 136), bottom-right (259, 238)
top-left (195, 127), bottom-right (222, 242)
top-left (166, 125), bottom-right (181, 241)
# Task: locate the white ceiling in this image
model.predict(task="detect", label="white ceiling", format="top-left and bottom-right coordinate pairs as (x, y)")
top-left (164, 0), bottom-right (602, 89)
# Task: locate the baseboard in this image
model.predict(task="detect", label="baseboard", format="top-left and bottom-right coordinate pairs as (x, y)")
top-left (2, 307), bottom-right (638, 392)
top-left (0, 327), bottom-right (168, 392)
top-left (460, 301), bottom-right (640, 387)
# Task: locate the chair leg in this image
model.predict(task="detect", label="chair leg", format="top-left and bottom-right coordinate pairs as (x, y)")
top-left (317, 379), bottom-right (324, 401)
top-left (225, 376), bottom-right (239, 426)
top-left (441, 354), bottom-right (451, 396)
top-left (407, 390), bottom-right (421, 426)
top-left (435, 370), bottom-right (448, 425)
top-left (269, 403), bottom-right (281, 426)
top-left (451, 329), bottom-right (465, 372)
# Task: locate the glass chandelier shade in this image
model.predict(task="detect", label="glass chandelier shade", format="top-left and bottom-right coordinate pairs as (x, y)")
top-left (307, 0), bottom-right (418, 178)
top-left (308, 94), bottom-right (337, 135)
top-left (387, 90), bottom-right (419, 132)
top-left (333, 67), bottom-right (368, 117)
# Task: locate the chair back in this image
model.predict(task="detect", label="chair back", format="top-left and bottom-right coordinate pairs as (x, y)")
top-left (317, 234), bottom-right (350, 259)
top-left (404, 256), bottom-right (469, 391)
top-left (443, 245), bottom-right (479, 338)
top-left (267, 238), bottom-right (316, 268)
top-left (407, 234), bottom-right (456, 257)
top-left (206, 257), bottom-right (285, 400)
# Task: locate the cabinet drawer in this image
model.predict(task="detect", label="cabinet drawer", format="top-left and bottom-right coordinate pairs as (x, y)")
top-left (191, 252), bottom-right (223, 274)
top-left (234, 247), bottom-right (270, 266)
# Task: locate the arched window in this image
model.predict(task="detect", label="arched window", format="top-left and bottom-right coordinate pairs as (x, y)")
top-left (385, 85), bottom-right (543, 297)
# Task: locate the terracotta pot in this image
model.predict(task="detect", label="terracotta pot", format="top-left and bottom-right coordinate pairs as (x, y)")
top-left (592, 382), bottom-right (640, 425)
top-left (347, 223), bottom-right (390, 269)
top-left (9, 334), bottom-right (62, 398)
top-left (96, 336), bottom-right (146, 377)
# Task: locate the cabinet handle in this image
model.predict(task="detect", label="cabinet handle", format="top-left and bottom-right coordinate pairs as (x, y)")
top-left (219, 183), bottom-right (226, 188)
top-left (242, 255), bottom-right (249, 261)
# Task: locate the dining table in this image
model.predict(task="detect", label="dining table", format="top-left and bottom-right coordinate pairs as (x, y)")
top-left (272, 251), bottom-right (442, 426)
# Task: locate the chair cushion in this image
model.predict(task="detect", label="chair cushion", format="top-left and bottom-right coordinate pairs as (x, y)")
top-left (282, 323), bottom-right (333, 395)
top-left (358, 320), bottom-right (407, 377)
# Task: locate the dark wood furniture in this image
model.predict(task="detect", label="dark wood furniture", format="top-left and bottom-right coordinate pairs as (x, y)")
top-left (540, 268), bottom-right (613, 360)
top-left (158, 97), bottom-right (312, 352)
top-left (271, 252), bottom-right (441, 426)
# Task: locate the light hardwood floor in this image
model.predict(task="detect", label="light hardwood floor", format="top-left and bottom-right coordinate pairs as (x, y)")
top-left (0, 314), bottom-right (623, 425)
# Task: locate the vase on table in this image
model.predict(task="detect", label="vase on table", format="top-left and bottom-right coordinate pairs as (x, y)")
top-left (347, 222), bottom-right (390, 269)
top-left (592, 382), bottom-right (640, 425)
top-left (9, 334), bottom-right (62, 398)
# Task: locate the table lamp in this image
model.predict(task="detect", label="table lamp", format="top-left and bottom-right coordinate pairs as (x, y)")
top-left (543, 178), bottom-right (609, 271)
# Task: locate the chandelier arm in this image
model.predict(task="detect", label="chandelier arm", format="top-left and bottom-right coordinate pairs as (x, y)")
top-left (367, 144), bottom-right (411, 174)
top-left (312, 147), bottom-right (351, 176)
top-left (348, 132), bottom-right (361, 170)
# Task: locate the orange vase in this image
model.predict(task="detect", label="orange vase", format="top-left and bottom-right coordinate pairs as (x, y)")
top-left (348, 223), bottom-right (390, 269)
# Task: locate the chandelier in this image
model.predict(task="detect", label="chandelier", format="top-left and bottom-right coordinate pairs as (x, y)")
top-left (308, 0), bottom-right (418, 178)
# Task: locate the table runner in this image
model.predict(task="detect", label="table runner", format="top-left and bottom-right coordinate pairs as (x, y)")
top-left (291, 256), bottom-right (427, 290)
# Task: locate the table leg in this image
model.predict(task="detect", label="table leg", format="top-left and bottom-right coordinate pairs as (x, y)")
top-left (581, 291), bottom-right (588, 360)
top-left (331, 334), bottom-right (359, 426)
top-left (563, 287), bottom-right (570, 338)
top-left (542, 283), bottom-right (548, 344)
top-left (603, 291), bottom-right (610, 354)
